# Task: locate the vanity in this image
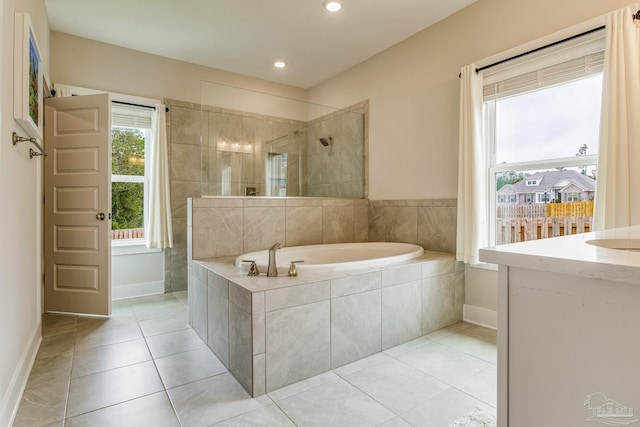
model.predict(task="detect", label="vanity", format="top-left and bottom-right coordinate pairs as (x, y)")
top-left (480, 226), bottom-right (640, 426)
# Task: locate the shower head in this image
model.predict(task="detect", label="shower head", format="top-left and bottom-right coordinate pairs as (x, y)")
top-left (319, 137), bottom-right (332, 147)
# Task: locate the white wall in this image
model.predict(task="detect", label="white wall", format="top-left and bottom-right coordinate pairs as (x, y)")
top-left (306, 0), bottom-right (632, 322)
top-left (0, 0), bottom-right (49, 424)
top-left (112, 250), bottom-right (164, 300)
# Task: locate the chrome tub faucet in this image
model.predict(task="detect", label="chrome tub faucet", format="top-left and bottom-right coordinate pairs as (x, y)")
top-left (267, 243), bottom-right (281, 277)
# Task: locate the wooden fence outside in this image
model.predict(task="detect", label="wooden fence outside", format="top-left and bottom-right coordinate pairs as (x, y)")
top-left (497, 201), bottom-right (593, 219)
top-left (496, 201), bottom-right (594, 245)
top-left (111, 228), bottom-right (144, 240)
top-left (496, 216), bottom-right (591, 245)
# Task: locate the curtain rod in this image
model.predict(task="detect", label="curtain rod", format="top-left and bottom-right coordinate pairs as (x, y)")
top-left (474, 25), bottom-right (605, 74)
top-left (112, 100), bottom-right (169, 113)
top-left (466, 9), bottom-right (640, 76)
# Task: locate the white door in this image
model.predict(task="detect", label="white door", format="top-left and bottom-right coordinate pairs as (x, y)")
top-left (44, 94), bottom-right (112, 315)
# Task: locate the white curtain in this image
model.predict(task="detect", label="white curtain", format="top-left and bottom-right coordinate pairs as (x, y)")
top-left (456, 65), bottom-right (487, 264)
top-left (146, 104), bottom-right (173, 248)
top-left (594, 5), bottom-right (640, 230)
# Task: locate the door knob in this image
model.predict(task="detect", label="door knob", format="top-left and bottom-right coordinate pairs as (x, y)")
top-left (96, 212), bottom-right (106, 221)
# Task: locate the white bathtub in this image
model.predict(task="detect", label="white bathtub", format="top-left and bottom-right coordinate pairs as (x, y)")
top-left (235, 242), bottom-right (424, 272)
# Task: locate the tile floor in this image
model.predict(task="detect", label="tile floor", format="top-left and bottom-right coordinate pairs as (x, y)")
top-left (13, 292), bottom-right (496, 427)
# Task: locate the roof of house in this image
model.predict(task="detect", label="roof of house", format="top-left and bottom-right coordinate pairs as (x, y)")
top-left (499, 170), bottom-right (596, 194)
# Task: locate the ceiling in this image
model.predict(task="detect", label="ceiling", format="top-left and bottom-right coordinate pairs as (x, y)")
top-left (45, 0), bottom-right (477, 89)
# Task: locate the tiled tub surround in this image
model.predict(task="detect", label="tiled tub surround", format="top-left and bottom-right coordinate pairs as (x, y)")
top-left (189, 252), bottom-right (463, 396)
top-left (190, 197), bottom-right (370, 260)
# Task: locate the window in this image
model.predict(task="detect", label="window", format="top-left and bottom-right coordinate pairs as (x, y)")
top-left (565, 192), bottom-right (581, 202)
top-left (111, 104), bottom-right (152, 243)
top-left (508, 194), bottom-right (517, 203)
top-left (498, 195), bottom-right (506, 203)
top-left (537, 193), bottom-right (551, 203)
top-left (485, 31), bottom-right (603, 246)
top-left (266, 153), bottom-right (287, 196)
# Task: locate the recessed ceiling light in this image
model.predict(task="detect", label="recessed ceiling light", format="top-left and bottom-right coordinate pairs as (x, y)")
top-left (322, 0), bottom-right (342, 12)
top-left (274, 61), bottom-right (287, 69)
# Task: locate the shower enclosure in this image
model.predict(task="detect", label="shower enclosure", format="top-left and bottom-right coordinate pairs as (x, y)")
top-left (199, 81), bottom-right (367, 198)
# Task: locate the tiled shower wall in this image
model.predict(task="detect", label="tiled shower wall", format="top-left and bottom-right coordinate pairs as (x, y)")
top-left (166, 96), bottom-right (456, 291)
top-left (368, 199), bottom-right (457, 254)
top-left (187, 197), bottom-right (457, 261)
top-left (190, 197), bottom-right (370, 259)
top-left (307, 102), bottom-right (367, 198)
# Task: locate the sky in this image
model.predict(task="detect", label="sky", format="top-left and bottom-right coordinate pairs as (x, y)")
top-left (494, 74), bottom-right (603, 165)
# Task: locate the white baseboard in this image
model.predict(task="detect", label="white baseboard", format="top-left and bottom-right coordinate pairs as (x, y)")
top-left (1, 321), bottom-right (41, 427)
top-left (463, 304), bottom-right (497, 330)
top-left (112, 280), bottom-right (165, 300)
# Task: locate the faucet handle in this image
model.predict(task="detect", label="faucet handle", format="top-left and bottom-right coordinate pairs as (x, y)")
top-left (288, 260), bottom-right (304, 277)
top-left (242, 260), bottom-right (260, 276)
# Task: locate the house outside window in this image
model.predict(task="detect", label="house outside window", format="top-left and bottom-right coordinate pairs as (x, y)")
top-left (484, 31), bottom-right (603, 245)
top-left (498, 195), bottom-right (506, 203)
top-left (111, 104), bottom-right (152, 243)
top-left (508, 194), bottom-right (517, 203)
top-left (565, 192), bottom-right (581, 202)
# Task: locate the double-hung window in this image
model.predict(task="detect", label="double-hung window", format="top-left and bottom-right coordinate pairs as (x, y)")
top-left (483, 30), bottom-right (604, 245)
top-left (111, 104), bottom-right (152, 244)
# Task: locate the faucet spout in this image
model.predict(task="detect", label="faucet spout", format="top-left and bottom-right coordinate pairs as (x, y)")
top-left (267, 243), bottom-right (281, 277)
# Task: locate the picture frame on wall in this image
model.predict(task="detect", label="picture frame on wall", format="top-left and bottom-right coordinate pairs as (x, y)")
top-left (14, 12), bottom-right (43, 140)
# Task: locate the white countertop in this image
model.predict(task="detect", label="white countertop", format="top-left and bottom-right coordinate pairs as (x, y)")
top-left (479, 225), bottom-right (640, 285)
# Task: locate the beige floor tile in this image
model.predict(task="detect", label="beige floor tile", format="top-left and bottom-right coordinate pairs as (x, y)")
top-left (66, 361), bottom-right (163, 417)
top-left (25, 352), bottom-right (73, 389)
top-left (276, 378), bottom-right (396, 427)
top-left (145, 328), bottom-right (206, 359)
top-left (213, 403), bottom-right (296, 426)
top-left (455, 364), bottom-right (498, 408)
top-left (397, 342), bottom-right (492, 386)
top-left (342, 358), bottom-right (449, 414)
top-left (13, 379), bottom-right (69, 427)
top-left (41, 314), bottom-right (77, 338)
top-left (16, 292), bottom-right (498, 427)
top-left (438, 324), bottom-right (497, 363)
top-left (36, 331), bottom-right (75, 359)
top-left (72, 338), bottom-right (152, 377)
top-left (401, 387), bottom-right (494, 426)
top-left (65, 392), bottom-right (180, 427)
top-left (168, 373), bottom-right (269, 427)
top-left (74, 319), bottom-right (143, 351)
top-left (138, 311), bottom-right (189, 337)
top-left (155, 347), bottom-right (227, 389)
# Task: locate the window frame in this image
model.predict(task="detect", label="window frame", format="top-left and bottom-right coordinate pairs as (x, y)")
top-left (485, 91), bottom-right (600, 246)
top-left (111, 125), bottom-right (151, 247)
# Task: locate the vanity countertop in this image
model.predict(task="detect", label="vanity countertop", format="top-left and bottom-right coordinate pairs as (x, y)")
top-left (479, 225), bottom-right (640, 285)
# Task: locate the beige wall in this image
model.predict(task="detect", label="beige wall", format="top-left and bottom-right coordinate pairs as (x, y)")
top-left (308, 0), bottom-right (629, 200)
top-left (48, 0), bottom-right (631, 319)
top-left (307, 0), bottom-right (631, 315)
top-left (50, 31), bottom-right (307, 106)
top-left (0, 0), bottom-right (50, 424)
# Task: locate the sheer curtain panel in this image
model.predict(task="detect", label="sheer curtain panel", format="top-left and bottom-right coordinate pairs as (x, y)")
top-left (146, 104), bottom-right (173, 248)
top-left (456, 65), bottom-right (487, 265)
top-left (594, 5), bottom-right (640, 230)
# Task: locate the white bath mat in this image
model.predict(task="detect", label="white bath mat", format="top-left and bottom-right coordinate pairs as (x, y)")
top-left (452, 407), bottom-right (497, 427)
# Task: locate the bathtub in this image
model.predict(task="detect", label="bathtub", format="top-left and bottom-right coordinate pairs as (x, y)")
top-left (235, 242), bottom-right (424, 272)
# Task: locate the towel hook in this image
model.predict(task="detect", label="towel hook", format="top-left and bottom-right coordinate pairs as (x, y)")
top-left (12, 132), bottom-right (47, 158)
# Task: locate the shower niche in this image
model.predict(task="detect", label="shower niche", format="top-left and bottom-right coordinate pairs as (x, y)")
top-left (200, 81), bottom-right (367, 198)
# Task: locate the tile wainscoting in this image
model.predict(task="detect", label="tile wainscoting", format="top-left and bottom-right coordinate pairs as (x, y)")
top-left (186, 196), bottom-right (461, 396)
top-left (190, 253), bottom-right (463, 396)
